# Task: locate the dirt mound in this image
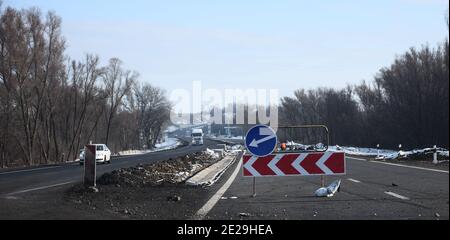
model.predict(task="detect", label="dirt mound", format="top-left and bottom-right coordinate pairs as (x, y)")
top-left (97, 150), bottom-right (222, 187)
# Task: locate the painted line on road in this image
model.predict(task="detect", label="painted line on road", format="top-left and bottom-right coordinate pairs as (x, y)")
top-left (347, 178), bottom-right (361, 183)
top-left (0, 166), bottom-right (62, 176)
top-left (348, 157), bottom-right (449, 174)
top-left (192, 154), bottom-right (243, 220)
top-left (3, 181), bottom-right (75, 196)
top-left (347, 157), bottom-right (368, 162)
top-left (384, 191), bottom-right (410, 200)
top-left (112, 155), bottom-right (131, 159)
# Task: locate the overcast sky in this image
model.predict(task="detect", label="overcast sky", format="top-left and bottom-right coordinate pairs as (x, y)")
top-left (4, 0), bottom-right (449, 100)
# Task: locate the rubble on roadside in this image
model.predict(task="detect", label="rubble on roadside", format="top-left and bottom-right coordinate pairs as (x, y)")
top-left (375, 147), bottom-right (449, 162)
top-left (314, 179), bottom-right (341, 197)
top-left (329, 145), bottom-right (449, 163)
top-left (97, 148), bottom-right (234, 187)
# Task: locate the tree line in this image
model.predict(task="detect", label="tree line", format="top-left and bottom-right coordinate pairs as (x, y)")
top-left (280, 41), bottom-right (449, 149)
top-left (0, 5), bottom-right (171, 168)
top-left (209, 20), bottom-right (449, 150)
top-left (211, 35), bottom-right (449, 150)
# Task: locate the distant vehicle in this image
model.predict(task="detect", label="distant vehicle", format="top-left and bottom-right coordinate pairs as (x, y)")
top-left (79, 149), bottom-right (85, 162)
top-left (79, 144), bottom-right (111, 165)
top-left (191, 129), bottom-right (204, 145)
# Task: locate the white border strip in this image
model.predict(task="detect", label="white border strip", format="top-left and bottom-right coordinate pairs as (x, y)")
top-left (347, 178), bottom-right (361, 183)
top-left (192, 156), bottom-right (243, 220)
top-left (385, 191), bottom-right (410, 200)
top-left (3, 181), bottom-right (75, 196)
top-left (348, 157), bottom-right (449, 174)
top-left (0, 166), bottom-right (61, 176)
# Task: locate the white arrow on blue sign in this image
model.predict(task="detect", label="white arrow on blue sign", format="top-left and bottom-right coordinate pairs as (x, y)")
top-left (245, 125), bottom-right (277, 157)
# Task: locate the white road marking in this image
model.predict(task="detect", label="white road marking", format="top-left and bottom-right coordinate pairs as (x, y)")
top-left (3, 196), bottom-right (19, 200)
top-left (347, 178), bottom-right (361, 183)
top-left (3, 181), bottom-right (75, 196)
top-left (347, 157), bottom-right (368, 162)
top-left (0, 166), bottom-right (61, 176)
top-left (384, 191), bottom-right (410, 200)
top-left (348, 157), bottom-right (449, 174)
top-left (192, 155), bottom-right (243, 220)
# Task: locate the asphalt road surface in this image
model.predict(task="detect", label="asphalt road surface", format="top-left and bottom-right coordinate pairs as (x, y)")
top-left (0, 138), bottom-right (220, 197)
top-left (0, 141), bottom-right (448, 220)
top-left (205, 156), bottom-right (449, 220)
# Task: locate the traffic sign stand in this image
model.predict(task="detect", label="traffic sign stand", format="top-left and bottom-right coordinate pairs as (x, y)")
top-left (244, 125), bottom-right (346, 197)
top-left (243, 152), bottom-right (346, 177)
top-left (252, 177), bottom-right (256, 198)
top-left (245, 125), bottom-right (277, 157)
top-left (321, 176), bottom-right (326, 187)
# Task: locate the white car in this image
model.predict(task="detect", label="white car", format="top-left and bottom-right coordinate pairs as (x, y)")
top-left (79, 144), bottom-right (111, 165)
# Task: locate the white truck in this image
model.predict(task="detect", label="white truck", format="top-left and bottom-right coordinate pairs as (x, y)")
top-left (191, 129), bottom-right (204, 145)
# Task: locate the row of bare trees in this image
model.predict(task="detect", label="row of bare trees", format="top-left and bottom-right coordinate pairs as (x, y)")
top-left (0, 5), bottom-right (171, 168)
top-left (205, 16), bottom-right (448, 150)
top-left (280, 39), bottom-right (449, 149)
top-left (207, 38), bottom-right (449, 149)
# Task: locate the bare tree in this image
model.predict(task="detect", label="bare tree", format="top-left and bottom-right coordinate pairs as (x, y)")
top-left (1, 5), bottom-right (175, 168)
top-left (0, 7), bottom-right (66, 165)
top-left (134, 83), bottom-right (171, 149)
top-left (102, 58), bottom-right (136, 147)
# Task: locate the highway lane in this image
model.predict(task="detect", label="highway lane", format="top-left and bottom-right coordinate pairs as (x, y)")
top-left (0, 138), bottom-right (221, 196)
top-left (2, 142), bottom-right (448, 220)
top-left (205, 156), bottom-right (449, 220)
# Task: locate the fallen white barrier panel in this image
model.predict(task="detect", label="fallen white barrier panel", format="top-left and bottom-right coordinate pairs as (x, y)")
top-left (315, 179), bottom-right (341, 197)
top-left (186, 153), bottom-right (239, 186)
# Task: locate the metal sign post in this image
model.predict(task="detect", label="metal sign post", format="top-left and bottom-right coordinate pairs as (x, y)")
top-left (433, 145), bottom-right (438, 164)
top-left (377, 144), bottom-right (380, 158)
top-left (84, 144), bottom-right (96, 187)
top-left (252, 177), bottom-right (256, 198)
top-left (321, 176), bottom-right (326, 187)
top-left (244, 125), bottom-right (277, 197)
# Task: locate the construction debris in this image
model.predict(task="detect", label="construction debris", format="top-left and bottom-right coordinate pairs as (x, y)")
top-left (167, 195), bottom-right (182, 202)
top-left (97, 148), bottom-right (231, 187)
top-left (315, 179), bottom-right (341, 197)
top-left (239, 212), bottom-right (251, 218)
top-left (88, 186), bottom-right (99, 193)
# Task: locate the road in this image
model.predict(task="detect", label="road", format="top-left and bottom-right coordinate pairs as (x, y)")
top-left (205, 156), bottom-right (449, 220)
top-left (0, 140), bottom-right (448, 220)
top-left (0, 138), bottom-right (220, 197)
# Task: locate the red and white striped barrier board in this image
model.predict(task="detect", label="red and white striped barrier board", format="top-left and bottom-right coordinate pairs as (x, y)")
top-left (243, 152), bottom-right (345, 177)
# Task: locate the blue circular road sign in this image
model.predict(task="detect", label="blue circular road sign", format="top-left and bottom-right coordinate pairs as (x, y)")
top-left (245, 125), bottom-right (277, 157)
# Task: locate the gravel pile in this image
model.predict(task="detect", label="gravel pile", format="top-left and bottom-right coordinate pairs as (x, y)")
top-left (97, 149), bottom-right (222, 187)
